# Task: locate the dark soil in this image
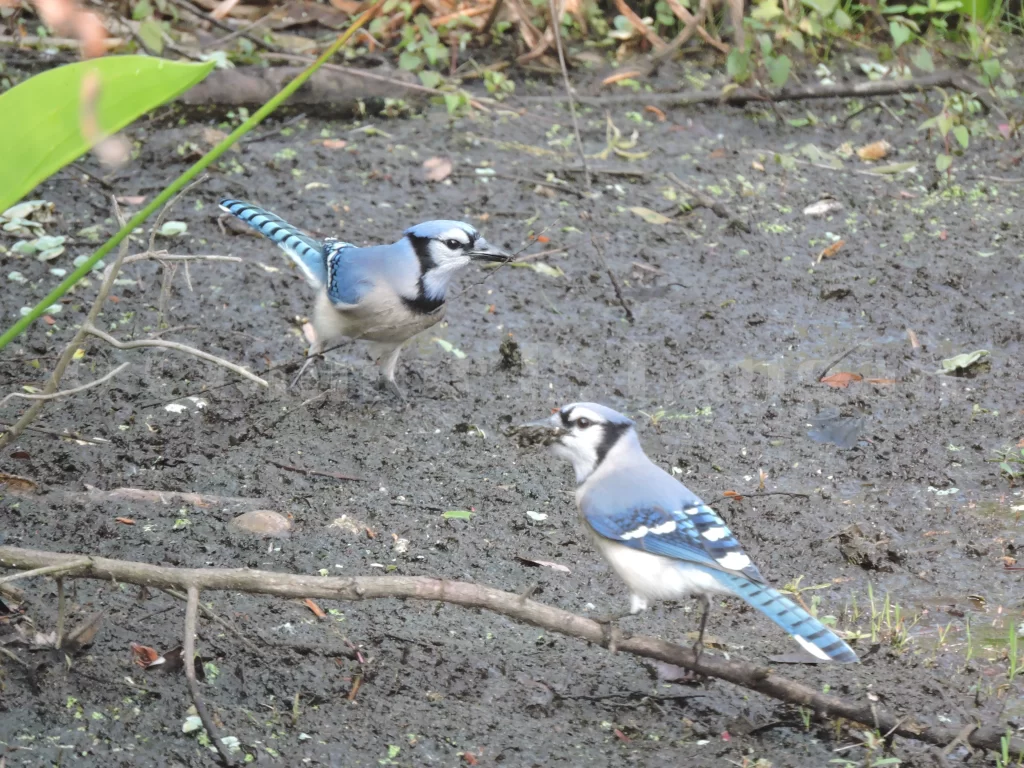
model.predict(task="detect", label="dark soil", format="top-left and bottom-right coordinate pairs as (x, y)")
top-left (2, 56), bottom-right (1024, 767)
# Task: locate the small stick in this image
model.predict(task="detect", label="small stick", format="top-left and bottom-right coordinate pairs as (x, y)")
top-left (0, 558), bottom-right (91, 585)
top-left (268, 459), bottom-right (365, 483)
top-left (706, 491), bottom-right (811, 505)
top-left (480, 0), bottom-right (505, 35)
top-left (548, 0), bottom-right (590, 192)
top-left (452, 169), bottom-right (584, 198)
top-left (666, 172), bottom-right (750, 233)
top-left (0, 422), bottom-right (108, 445)
top-left (940, 723), bottom-right (977, 757)
top-left (103, 253), bottom-right (242, 284)
top-left (815, 343), bottom-right (864, 383)
top-left (0, 363), bottom-right (130, 410)
top-left (241, 113), bottom-right (307, 144)
top-left (590, 236), bottom-right (634, 324)
top-left (56, 578), bottom-right (67, 649)
top-left (185, 586), bottom-right (235, 767)
top-left (161, 588), bottom-right (264, 656)
top-left (83, 324), bottom-right (268, 388)
top-left (163, 0), bottom-right (283, 52)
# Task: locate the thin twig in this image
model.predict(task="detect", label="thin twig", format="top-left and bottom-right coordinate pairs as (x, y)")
top-left (665, 171), bottom-right (750, 233)
top-left (590, 236), bottom-right (633, 324)
top-left (452, 169), bottom-right (584, 197)
top-left (185, 586), bottom-right (235, 766)
top-left (0, 422), bottom-right (109, 445)
top-left (480, 0), bottom-right (505, 35)
top-left (548, 0), bottom-right (590, 192)
top-left (0, 363), bottom-right (130, 411)
top-left (163, 0), bottom-right (283, 52)
top-left (267, 460), bottom-right (365, 483)
top-left (161, 588), bottom-right (264, 657)
top-left (706, 490), bottom-right (811, 505)
top-left (103, 253), bottom-right (242, 284)
top-left (56, 578), bottom-right (66, 650)
top-left (241, 113), bottom-right (307, 144)
top-left (940, 723), bottom-right (978, 757)
top-left (816, 343), bottom-right (864, 383)
top-left (0, 198), bottom-right (132, 449)
top-left (83, 324), bottom-right (268, 388)
top-left (1, 544), bottom-right (1021, 757)
top-left (0, 558), bottom-right (91, 585)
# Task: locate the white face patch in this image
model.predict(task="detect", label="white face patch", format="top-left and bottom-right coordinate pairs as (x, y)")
top-left (716, 551), bottom-right (752, 571)
top-left (793, 633), bottom-right (832, 661)
top-left (566, 406), bottom-right (605, 425)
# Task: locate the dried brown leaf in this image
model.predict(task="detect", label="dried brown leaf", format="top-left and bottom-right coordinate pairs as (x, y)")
top-left (423, 156), bottom-right (453, 183)
top-left (856, 140), bottom-right (891, 162)
top-left (820, 371), bottom-right (863, 388)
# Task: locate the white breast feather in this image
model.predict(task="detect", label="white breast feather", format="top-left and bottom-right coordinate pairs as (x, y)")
top-left (588, 532), bottom-right (732, 610)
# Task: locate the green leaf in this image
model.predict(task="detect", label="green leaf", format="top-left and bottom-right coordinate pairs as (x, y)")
top-left (132, 0), bottom-right (154, 19)
top-left (137, 19), bottom-right (164, 53)
top-left (398, 51), bottom-right (423, 71)
top-left (629, 206), bottom-right (672, 224)
top-left (757, 32), bottom-right (773, 56)
top-left (443, 510), bottom-right (474, 520)
top-left (418, 70), bottom-right (442, 88)
top-left (831, 7), bottom-right (853, 28)
top-left (910, 46), bottom-right (934, 72)
top-left (801, 0), bottom-right (838, 15)
top-left (980, 58), bottom-right (1001, 81)
top-left (935, 153), bottom-right (953, 171)
top-left (889, 20), bottom-right (911, 48)
top-left (751, 0), bottom-right (784, 21)
top-left (433, 337), bottom-right (467, 358)
top-left (158, 220), bottom-right (187, 237)
top-left (726, 48), bottom-right (750, 83)
top-left (0, 56), bottom-right (214, 213)
top-left (938, 349), bottom-right (988, 373)
top-left (953, 125), bottom-right (969, 149)
top-left (767, 54), bottom-right (792, 87)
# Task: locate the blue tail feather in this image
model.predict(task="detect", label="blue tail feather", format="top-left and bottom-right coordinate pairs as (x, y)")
top-left (220, 199), bottom-right (327, 288)
top-left (716, 571), bottom-right (858, 663)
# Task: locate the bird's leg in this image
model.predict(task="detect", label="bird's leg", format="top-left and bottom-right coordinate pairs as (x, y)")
top-left (376, 345), bottom-right (406, 403)
top-left (692, 594), bottom-right (712, 662)
top-left (290, 339), bottom-right (323, 391)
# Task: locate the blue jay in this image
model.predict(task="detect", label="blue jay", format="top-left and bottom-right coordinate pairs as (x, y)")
top-left (219, 199), bottom-right (510, 395)
top-left (521, 402), bottom-right (858, 663)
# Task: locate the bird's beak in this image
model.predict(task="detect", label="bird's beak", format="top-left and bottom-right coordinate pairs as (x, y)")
top-left (470, 238), bottom-right (512, 263)
top-left (510, 412), bottom-right (565, 448)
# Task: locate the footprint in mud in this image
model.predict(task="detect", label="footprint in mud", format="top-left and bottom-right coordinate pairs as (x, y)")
top-left (807, 407), bottom-right (866, 449)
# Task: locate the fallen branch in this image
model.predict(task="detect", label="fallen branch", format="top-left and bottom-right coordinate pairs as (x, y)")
top-left (1, 544), bottom-right (1018, 756)
top-left (591, 236), bottom-right (634, 324)
top-left (522, 71), bottom-right (994, 112)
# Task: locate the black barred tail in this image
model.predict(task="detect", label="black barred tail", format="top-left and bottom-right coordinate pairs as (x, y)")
top-left (717, 571), bottom-right (859, 663)
top-left (220, 199), bottom-right (326, 288)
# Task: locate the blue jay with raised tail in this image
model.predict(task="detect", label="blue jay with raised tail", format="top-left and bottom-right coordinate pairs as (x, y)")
top-left (219, 199), bottom-right (511, 395)
top-left (521, 403), bottom-right (858, 663)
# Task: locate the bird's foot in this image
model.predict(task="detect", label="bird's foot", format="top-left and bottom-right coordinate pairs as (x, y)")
top-left (289, 357), bottom-right (318, 391)
top-left (376, 376), bottom-right (407, 405)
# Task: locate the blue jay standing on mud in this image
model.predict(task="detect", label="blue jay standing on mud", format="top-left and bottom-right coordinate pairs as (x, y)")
top-left (219, 199), bottom-right (511, 396)
top-left (520, 403), bottom-right (858, 663)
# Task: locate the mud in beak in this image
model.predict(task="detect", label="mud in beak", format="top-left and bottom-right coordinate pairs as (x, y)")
top-left (509, 413), bottom-right (564, 448)
top-left (470, 237), bottom-right (512, 263)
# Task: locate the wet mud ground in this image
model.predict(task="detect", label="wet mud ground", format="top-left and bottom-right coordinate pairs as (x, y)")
top-left (2, 56), bottom-right (1024, 767)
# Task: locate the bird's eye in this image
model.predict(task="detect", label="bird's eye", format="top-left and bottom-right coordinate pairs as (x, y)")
top-left (445, 239), bottom-right (463, 250)
top-left (575, 417), bottom-right (591, 429)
